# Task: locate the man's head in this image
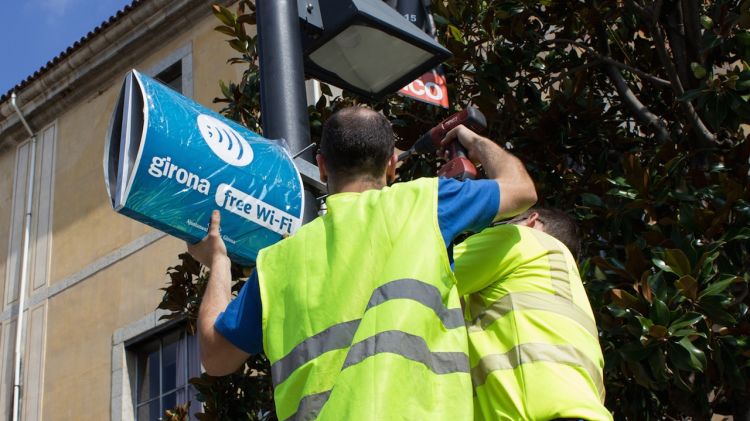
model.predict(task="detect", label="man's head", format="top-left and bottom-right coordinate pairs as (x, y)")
top-left (316, 107), bottom-right (397, 193)
top-left (508, 207), bottom-right (581, 259)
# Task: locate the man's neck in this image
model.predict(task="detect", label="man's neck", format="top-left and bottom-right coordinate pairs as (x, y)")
top-left (329, 177), bottom-right (387, 194)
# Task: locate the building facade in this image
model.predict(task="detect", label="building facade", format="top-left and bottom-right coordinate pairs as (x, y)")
top-left (0, 1), bottom-right (249, 419)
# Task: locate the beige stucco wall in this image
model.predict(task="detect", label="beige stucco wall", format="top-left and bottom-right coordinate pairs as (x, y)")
top-left (43, 235), bottom-right (184, 420)
top-left (50, 13), bottom-right (245, 284)
top-left (0, 5), bottom-right (251, 420)
top-left (0, 147), bottom-right (16, 304)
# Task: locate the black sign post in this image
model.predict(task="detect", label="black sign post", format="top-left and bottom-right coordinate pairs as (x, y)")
top-left (256, 0), bottom-right (318, 223)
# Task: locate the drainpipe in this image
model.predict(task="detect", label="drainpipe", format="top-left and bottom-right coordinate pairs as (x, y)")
top-left (10, 92), bottom-right (37, 421)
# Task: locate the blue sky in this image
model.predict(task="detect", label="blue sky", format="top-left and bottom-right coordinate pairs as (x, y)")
top-left (0, 0), bottom-right (134, 95)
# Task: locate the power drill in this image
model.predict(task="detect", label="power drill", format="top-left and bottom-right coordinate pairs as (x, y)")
top-left (398, 106), bottom-right (487, 180)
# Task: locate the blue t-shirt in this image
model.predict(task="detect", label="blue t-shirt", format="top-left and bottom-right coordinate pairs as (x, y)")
top-left (215, 177), bottom-right (500, 354)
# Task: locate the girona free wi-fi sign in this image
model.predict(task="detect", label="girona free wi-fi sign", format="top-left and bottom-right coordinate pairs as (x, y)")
top-left (103, 69), bottom-right (304, 264)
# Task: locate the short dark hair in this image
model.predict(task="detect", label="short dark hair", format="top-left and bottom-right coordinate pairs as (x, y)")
top-left (511, 207), bottom-right (581, 259)
top-left (320, 107), bottom-right (395, 180)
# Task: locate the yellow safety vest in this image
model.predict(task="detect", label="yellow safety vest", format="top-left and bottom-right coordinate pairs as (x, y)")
top-left (454, 224), bottom-right (611, 421)
top-left (257, 178), bottom-right (473, 421)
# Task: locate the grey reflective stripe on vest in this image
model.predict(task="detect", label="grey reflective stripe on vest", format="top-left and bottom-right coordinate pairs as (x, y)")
top-left (467, 291), bottom-right (598, 338)
top-left (471, 342), bottom-right (605, 401)
top-left (271, 278), bottom-right (467, 419)
top-left (272, 319), bottom-right (361, 386)
top-left (366, 279), bottom-right (465, 328)
top-left (530, 230), bottom-right (573, 301)
top-left (288, 331), bottom-right (470, 421)
top-left (284, 390), bottom-right (332, 421)
top-left (272, 279), bottom-right (463, 387)
top-left (342, 330), bottom-right (470, 374)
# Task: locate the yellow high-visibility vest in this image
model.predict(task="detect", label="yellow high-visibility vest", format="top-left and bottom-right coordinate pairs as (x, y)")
top-left (257, 177), bottom-right (473, 421)
top-left (454, 224), bottom-right (612, 421)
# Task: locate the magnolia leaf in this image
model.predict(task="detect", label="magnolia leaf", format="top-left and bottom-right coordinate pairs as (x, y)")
top-left (237, 14), bottom-right (256, 25)
top-left (649, 325), bottom-right (669, 339)
top-left (639, 271), bottom-right (653, 303)
top-left (213, 5), bottom-right (235, 27)
top-left (214, 25), bottom-right (236, 37)
top-left (677, 337), bottom-right (707, 372)
top-left (663, 249), bottom-right (692, 277)
top-left (448, 24), bottom-right (464, 42)
top-left (669, 312), bottom-right (704, 333)
top-left (593, 256), bottom-right (635, 280)
top-left (672, 369), bottom-right (693, 392)
top-left (699, 276), bottom-right (739, 298)
top-left (722, 226), bottom-right (750, 241)
top-left (637, 315), bottom-right (654, 330)
top-left (228, 39), bottom-right (248, 54)
top-left (320, 83), bottom-right (333, 96)
top-left (648, 350), bottom-right (668, 382)
top-left (580, 192), bottom-right (604, 207)
top-left (653, 258), bottom-right (670, 272)
top-left (670, 328), bottom-right (698, 337)
top-left (626, 243), bottom-right (648, 280)
top-left (628, 360), bottom-right (656, 389)
top-left (698, 294), bottom-right (737, 325)
top-left (675, 275), bottom-right (698, 300)
top-left (650, 298), bottom-right (670, 326)
top-left (620, 342), bottom-right (652, 362)
top-left (611, 288), bottom-right (642, 311)
top-left (691, 62), bottom-right (707, 79)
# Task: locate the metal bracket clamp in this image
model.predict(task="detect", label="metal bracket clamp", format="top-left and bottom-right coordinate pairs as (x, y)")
top-left (294, 157), bottom-right (327, 193)
top-left (297, 0), bottom-right (323, 31)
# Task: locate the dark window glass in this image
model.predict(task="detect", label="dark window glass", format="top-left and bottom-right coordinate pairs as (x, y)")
top-left (131, 328), bottom-right (200, 421)
top-left (136, 342), bottom-right (159, 402)
top-left (155, 61), bottom-right (182, 93)
top-left (137, 400), bottom-right (160, 421)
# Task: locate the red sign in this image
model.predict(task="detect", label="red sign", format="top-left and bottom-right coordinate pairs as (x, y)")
top-left (399, 69), bottom-right (449, 108)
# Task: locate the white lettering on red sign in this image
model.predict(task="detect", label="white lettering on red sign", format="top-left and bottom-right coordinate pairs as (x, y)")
top-left (399, 70), bottom-right (449, 108)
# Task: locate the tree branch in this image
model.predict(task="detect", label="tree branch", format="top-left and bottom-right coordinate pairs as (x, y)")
top-left (541, 60), bottom-right (602, 90)
top-left (664, 2), bottom-right (693, 90)
top-left (605, 64), bottom-right (671, 141)
top-left (543, 38), bottom-right (671, 88)
top-left (681, 0), bottom-right (703, 63)
top-left (645, 2), bottom-right (718, 145)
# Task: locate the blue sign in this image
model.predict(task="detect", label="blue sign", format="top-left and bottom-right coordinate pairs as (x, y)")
top-left (104, 70), bottom-right (304, 264)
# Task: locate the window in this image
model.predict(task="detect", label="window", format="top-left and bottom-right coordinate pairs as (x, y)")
top-left (145, 42), bottom-right (193, 97)
top-left (155, 61), bottom-right (183, 94)
top-left (129, 329), bottom-right (201, 421)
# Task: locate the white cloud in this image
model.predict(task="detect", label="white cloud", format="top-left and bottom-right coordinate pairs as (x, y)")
top-left (29, 0), bottom-right (80, 22)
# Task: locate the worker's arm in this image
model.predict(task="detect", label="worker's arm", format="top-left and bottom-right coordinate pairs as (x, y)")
top-left (442, 125), bottom-right (537, 221)
top-left (188, 210), bottom-right (250, 376)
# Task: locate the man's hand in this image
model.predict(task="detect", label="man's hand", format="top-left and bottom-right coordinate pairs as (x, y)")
top-left (187, 210), bottom-right (228, 269)
top-left (440, 124), bottom-right (537, 221)
top-left (439, 124), bottom-right (487, 163)
top-left (189, 210), bottom-right (250, 375)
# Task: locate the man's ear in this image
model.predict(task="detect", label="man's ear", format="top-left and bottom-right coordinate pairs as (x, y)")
top-left (385, 152), bottom-right (398, 183)
top-left (525, 211), bottom-right (544, 231)
top-left (316, 154), bottom-right (328, 183)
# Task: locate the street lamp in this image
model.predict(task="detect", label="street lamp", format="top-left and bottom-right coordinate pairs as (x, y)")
top-left (256, 0), bottom-right (453, 222)
top-left (299, 0), bottom-right (452, 99)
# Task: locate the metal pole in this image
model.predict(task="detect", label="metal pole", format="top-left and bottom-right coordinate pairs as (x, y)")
top-left (256, 0), bottom-right (318, 223)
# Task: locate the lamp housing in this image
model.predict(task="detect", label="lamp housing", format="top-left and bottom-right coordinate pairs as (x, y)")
top-left (299, 0), bottom-right (452, 99)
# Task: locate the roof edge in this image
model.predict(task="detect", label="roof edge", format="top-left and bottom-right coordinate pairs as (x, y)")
top-left (0, 0), bottom-right (235, 148)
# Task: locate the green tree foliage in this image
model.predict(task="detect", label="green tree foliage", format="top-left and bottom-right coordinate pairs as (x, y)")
top-left (160, 1), bottom-right (750, 419)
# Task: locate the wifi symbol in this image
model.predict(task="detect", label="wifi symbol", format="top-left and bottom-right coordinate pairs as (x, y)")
top-left (197, 114), bottom-right (254, 167)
